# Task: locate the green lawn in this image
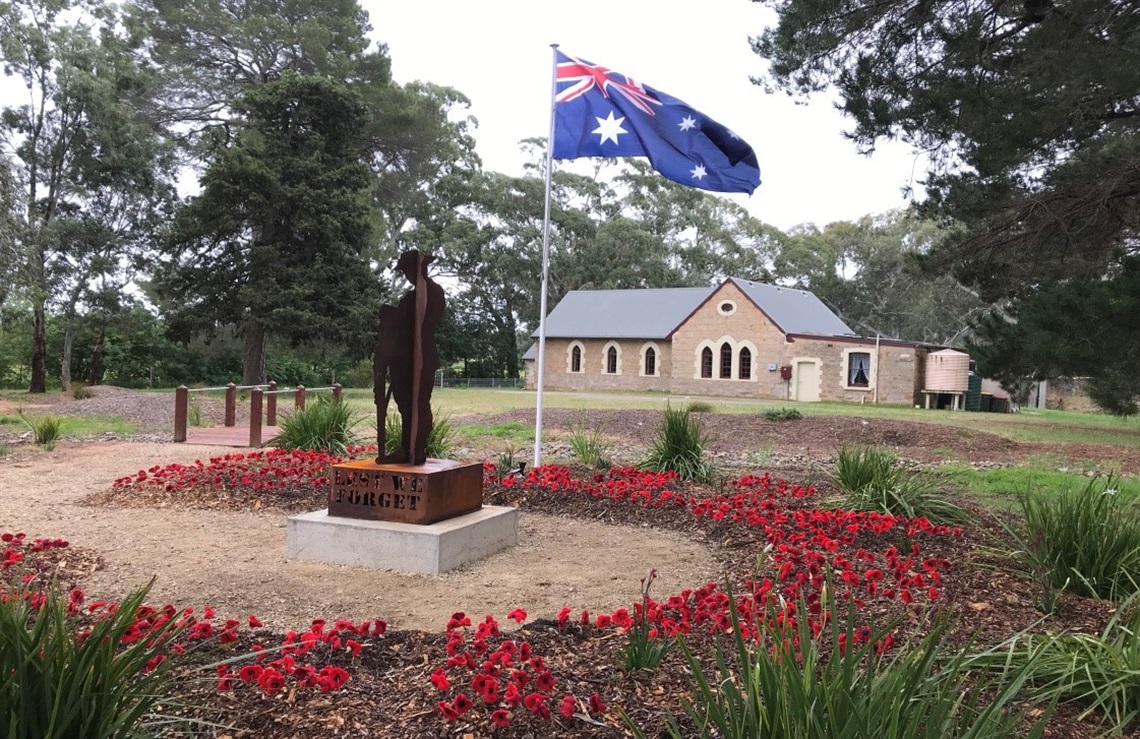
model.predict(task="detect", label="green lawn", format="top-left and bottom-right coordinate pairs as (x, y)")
top-left (938, 464), bottom-right (1140, 508)
top-left (0, 413), bottom-right (138, 438)
top-left (353, 388), bottom-right (1140, 448)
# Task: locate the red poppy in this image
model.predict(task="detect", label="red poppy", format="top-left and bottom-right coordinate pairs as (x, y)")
top-left (507, 608), bottom-right (527, 623)
top-left (257, 667), bottom-right (286, 696)
top-left (535, 670), bottom-right (556, 693)
top-left (239, 664), bottom-right (264, 683)
top-left (588, 693), bottom-right (607, 714)
top-left (559, 695), bottom-right (576, 718)
top-left (430, 668), bottom-right (449, 691)
top-left (248, 614), bottom-right (263, 628)
top-left (438, 701), bottom-right (460, 721)
top-left (491, 709), bottom-right (511, 727)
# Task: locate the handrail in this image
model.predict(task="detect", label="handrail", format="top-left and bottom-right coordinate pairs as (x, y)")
top-left (174, 381), bottom-right (343, 444)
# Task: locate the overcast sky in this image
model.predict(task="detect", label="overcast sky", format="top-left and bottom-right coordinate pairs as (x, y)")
top-left (363, 0), bottom-right (928, 231)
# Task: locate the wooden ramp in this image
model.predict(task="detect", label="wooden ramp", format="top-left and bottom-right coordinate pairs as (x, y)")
top-left (183, 425), bottom-right (281, 448)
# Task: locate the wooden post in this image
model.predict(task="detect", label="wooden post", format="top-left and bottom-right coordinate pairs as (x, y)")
top-left (174, 385), bottom-right (188, 442)
top-left (333, 383), bottom-right (342, 402)
top-left (295, 385), bottom-right (306, 410)
top-left (266, 381), bottom-right (277, 426)
top-left (225, 383), bottom-right (236, 427)
top-left (249, 388), bottom-right (263, 447)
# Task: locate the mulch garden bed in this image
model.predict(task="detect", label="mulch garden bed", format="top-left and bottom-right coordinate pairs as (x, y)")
top-left (55, 456), bottom-right (1140, 737)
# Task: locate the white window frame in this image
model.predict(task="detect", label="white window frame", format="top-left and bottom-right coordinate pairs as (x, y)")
top-left (639, 342), bottom-right (661, 377)
top-left (602, 340), bottom-right (623, 375)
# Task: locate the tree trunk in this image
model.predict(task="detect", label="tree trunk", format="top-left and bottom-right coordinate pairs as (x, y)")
top-left (30, 302), bottom-right (46, 393)
top-left (242, 323), bottom-right (267, 385)
top-left (60, 325), bottom-right (74, 391)
top-left (86, 327), bottom-right (106, 385)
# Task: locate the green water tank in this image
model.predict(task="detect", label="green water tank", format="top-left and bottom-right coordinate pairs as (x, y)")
top-left (965, 371), bottom-right (983, 411)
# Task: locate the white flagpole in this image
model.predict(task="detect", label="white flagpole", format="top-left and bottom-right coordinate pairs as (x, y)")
top-left (534, 43), bottom-right (559, 470)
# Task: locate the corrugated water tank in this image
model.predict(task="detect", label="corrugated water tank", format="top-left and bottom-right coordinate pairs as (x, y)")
top-left (925, 349), bottom-right (970, 393)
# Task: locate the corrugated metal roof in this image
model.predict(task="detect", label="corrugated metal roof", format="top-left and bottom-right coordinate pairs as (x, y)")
top-left (535, 287), bottom-right (713, 339)
top-left (529, 279), bottom-right (857, 342)
top-left (728, 278), bottom-right (857, 337)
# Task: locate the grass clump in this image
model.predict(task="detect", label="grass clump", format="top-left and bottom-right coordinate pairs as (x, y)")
top-left (686, 400), bottom-right (715, 414)
top-left (270, 396), bottom-right (362, 454)
top-left (629, 585), bottom-right (1051, 739)
top-left (623, 571), bottom-right (673, 671)
top-left (1014, 476), bottom-right (1140, 601)
top-left (69, 383), bottom-right (93, 400)
top-left (971, 592), bottom-right (1140, 734)
top-left (641, 404), bottom-right (713, 483)
top-left (763, 406), bottom-right (803, 421)
top-left (187, 396), bottom-right (210, 428)
top-left (0, 581), bottom-right (185, 739)
top-left (383, 409), bottom-right (456, 460)
top-left (19, 412), bottom-right (63, 451)
top-left (827, 446), bottom-right (966, 523)
top-left (568, 419), bottom-right (612, 469)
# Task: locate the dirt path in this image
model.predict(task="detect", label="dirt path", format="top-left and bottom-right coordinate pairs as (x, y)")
top-left (0, 442), bottom-right (719, 633)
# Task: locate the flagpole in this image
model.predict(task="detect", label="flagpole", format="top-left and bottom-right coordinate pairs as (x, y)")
top-left (534, 42), bottom-right (559, 470)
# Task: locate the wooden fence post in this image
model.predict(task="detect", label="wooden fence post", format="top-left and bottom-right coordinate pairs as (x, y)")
top-left (266, 381), bottom-right (277, 427)
top-left (249, 388), bottom-right (263, 447)
top-left (174, 385), bottom-right (188, 442)
top-left (225, 383), bottom-right (237, 427)
top-left (295, 385), bottom-right (306, 410)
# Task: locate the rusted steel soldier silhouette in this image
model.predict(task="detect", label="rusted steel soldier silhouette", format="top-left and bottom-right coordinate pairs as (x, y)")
top-left (374, 250), bottom-right (445, 465)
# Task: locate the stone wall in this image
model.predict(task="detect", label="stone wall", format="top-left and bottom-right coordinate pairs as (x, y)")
top-left (787, 337), bottom-right (922, 405)
top-left (524, 280), bottom-right (923, 404)
top-left (669, 281), bottom-right (789, 398)
top-left (530, 337), bottom-right (672, 392)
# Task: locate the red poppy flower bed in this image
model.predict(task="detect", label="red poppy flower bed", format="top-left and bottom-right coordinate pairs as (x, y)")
top-left (39, 460), bottom-right (1129, 737)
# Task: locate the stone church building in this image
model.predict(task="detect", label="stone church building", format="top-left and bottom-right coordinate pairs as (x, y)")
top-left (523, 277), bottom-right (929, 404)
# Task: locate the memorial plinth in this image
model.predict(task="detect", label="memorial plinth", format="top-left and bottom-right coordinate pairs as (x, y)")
top-left (285, 506), bottom-right (518, 575)
top-left (328, 458), bottom-right (483, 525)
top-left (285, 456), bottom-right (514, 574)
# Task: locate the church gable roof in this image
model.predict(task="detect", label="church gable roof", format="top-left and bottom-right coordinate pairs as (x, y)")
top-left (532, 279), bottom-right (856, 341)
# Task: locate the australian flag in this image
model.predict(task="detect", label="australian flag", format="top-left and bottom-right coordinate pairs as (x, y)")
top-left (552, 50), bottom-right (761, 194)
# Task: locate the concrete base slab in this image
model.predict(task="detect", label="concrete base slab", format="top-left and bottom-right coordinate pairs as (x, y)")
top-left (285, 506), bottom-right (518, 575)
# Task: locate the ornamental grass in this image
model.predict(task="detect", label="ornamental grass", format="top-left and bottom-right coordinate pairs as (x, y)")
top-left (1016, 475), bottom-right (1140, 601)
top-left (630, 584), bottom-right (1052, 739)
top-left (641, 404), bottom-right (714, 483)
top-left (828, 446), bottom-right (966, 524)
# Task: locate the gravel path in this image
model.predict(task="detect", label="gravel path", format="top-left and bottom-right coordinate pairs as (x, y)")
top-left (0, 441), bottom-right (720, 632)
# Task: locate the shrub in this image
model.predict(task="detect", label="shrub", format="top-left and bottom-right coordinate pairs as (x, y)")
top-left (828, 446), bottom-right (966, 524)
top-left (763, 407), bottom-right (802, 421)
top-left (641, 404), bottom-right (713, 483)
top-left (383, 409), bottom-right (456, 460)
top-left (1015, 476), bottom-right (1140, 601)
top-left (0, 582), bottom-right (185, 739)
top-left (568, 421), bottom-right (612, 469)
top-left (70, 383), bottom-right (93, 400)
top-left (19, 412), bottom-right (63, 451)
top-left (629, 587), bottom-right (1052, 739)
top-left (686, 400), bottom-right (715, 414)
top-left (270, 396), bottom-right (362, 454)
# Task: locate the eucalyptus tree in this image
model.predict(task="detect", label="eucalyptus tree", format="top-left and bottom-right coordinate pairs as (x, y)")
top-left (615, 159), bottom-right (781, 283)
top-left (0, 0), bottom-right (174, 392)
